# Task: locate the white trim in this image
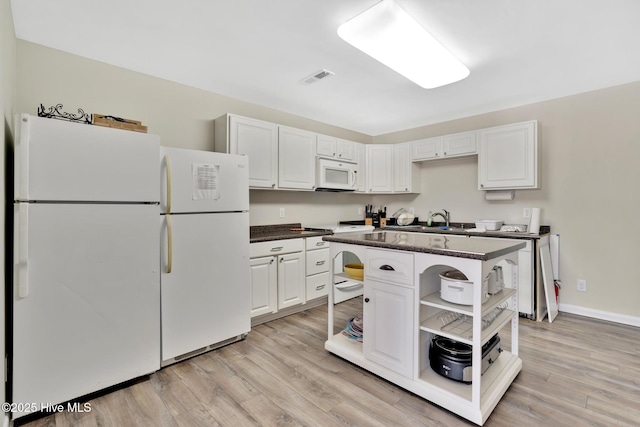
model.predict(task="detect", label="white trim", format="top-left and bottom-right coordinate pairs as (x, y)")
top-left (559, 304), bottom-right (640, 328)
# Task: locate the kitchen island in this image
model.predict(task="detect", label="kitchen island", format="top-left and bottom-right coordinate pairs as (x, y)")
top-left (323, 231), bottom-right (525, 426)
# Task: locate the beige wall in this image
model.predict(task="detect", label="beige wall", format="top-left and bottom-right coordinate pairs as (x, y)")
top-left (373, 83), bottom-right (640, 321)
top-left (13, 39), bottom-right (640, 321)
top-left (1, 0), bottom-right (16, 411)
top-left (15, 40), bottom-right (372, 228)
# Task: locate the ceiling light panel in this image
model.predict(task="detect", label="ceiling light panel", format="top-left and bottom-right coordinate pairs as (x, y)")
top-left (337, 0), bottom-right (470, 89)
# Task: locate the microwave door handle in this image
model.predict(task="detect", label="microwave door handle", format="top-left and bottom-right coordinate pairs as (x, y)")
top-left (352, 170), bottom-right (357, 188)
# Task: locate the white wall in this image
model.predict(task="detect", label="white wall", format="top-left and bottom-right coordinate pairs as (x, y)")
top-left (1, 0), bottom-right (16, 414)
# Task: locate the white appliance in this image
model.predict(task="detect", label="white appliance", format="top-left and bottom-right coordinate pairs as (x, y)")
top-left (159, 147), bottom-right (250, 366)
top-left (12, 114), bottom-right (160, 419)
top-left (316, 158), bottom-right (357, 191)
top-left (306, 224), bottom-right (374, 303)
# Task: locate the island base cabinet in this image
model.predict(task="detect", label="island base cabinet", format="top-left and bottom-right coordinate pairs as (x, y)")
top-left (325, 241), bottom-right (523, 426)
top-left (363, 279), bottom-right (414, 378)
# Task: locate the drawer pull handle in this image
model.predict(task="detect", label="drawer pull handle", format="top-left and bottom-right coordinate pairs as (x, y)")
top-left (315, 242), bottom-right (325, 246)
top-left (315, 260), bottom-right (325, 266)
top-left (379, 264), bottom-right (395, 271)
top-left (270, 246), bottom-right (283, 252)
top-left (316, 284), bottom-right (326, 290)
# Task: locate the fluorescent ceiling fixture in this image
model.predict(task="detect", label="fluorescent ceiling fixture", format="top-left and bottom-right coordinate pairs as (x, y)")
top-left (337, 0), bottom-right (470, 89)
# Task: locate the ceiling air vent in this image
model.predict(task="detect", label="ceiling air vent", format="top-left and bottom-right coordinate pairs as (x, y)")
top-left (301, 69), bottom-right (335, 85)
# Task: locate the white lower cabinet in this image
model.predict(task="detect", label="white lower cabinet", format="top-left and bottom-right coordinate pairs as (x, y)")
top-left (277, 252), bottom-right (306, 309)
top-left (249, 256), bottom-right (277, 317)
top-left (363, 278), bottom-right (414, 378)
top-left (249, 239), bottom-right (305, 318)
top-left (325, 242), bottom-right (522, 426)
top-left (305, 236), bottom-right (330, 301)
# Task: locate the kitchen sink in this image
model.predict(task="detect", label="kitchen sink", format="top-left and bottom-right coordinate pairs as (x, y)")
top-left (386, 225), bottom-right (468, 232)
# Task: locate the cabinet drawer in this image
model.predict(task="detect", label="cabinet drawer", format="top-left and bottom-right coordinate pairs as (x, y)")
top-left (306, 247), bottom-right (330, 275)
top-left (306, 272), bottom-right (330, 300)
top-left (306, 236), bottom-right (330, 250)
top-left (250, 238), bottom-right (304, 258)
top-left (365, 249), bottom-right (414, 286)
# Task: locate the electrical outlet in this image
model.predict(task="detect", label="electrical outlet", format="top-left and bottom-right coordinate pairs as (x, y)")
top-left (279, 208), bottom-right (285, 218)
top-left (523, 208), bottom-right (531, 218)
top-left (358, 207), bottom-right (363, 215)
top-left (577, 279), bottom-right (587, 292)
top-left (409, 207), bottom-right (415, 215)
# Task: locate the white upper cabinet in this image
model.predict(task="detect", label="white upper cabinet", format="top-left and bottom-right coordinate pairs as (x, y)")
top-left (478, 120), bottom-right (538, 190)
top-left (316, 134), bottom-right (336, 158)
top-left (336, 139), bottom-right (356, 161)
top-left (367, 143), bottom-right (419, 193)
top-left (366, 144), bottom-right (394, 193)
top-left (316, 134), bottom-right (356, 162)
top-left (214, 114), bottom-right (278, 189)
top-left (393, 142), bottom-right (420, 193)
top-left (411, 131), bottom-right (477, 161)
top-left (411, 136), bottom-right (441, 161)
top-left (278, 126), bottom-right (317, 190)
top-left (443, 131), bottom-right (477, 157)
top-left (354, 142), bottom-right (366, 192)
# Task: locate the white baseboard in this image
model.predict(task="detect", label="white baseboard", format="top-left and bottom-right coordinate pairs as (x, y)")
top-left (559, 303), bottom-right (640, 328)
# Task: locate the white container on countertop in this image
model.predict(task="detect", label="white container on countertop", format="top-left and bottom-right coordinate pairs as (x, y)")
top-left (474, 220), bottom-right (504, 231)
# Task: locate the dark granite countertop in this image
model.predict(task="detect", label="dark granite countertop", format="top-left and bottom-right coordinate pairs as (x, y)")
top-left (323, 231), bottom-right (526, 261)
top-left (341, 220), bottom-right (550, 240)
top-left (250, 223), bottom-right (331, 243)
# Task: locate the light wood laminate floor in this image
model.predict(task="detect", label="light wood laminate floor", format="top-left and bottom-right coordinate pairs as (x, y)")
top-left (17, 298), bottom-right (640, 426)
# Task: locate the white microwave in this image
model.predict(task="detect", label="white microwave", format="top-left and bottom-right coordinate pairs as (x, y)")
top-left (316, 158), bottom-right (357, 191)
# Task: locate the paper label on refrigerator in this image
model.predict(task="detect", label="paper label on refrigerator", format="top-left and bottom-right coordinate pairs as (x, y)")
top-left (192, 164), bottom-right (220, 200)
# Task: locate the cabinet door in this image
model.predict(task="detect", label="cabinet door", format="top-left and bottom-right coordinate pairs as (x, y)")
top-left (316, 134), bottom-right (336, 158)
top-left (443, 131), bottom-right (477, 157)
top-left (277, 252), bottom-right (306, 309)
top-left (278, 126), bottom-right (317, 190)
top-left (336, 139), bottom-right (356, 161)
top-left (250, 256), bottom-right (277, 317)
top-left (229, 116), bottom-right (278, 188)
top-left (411, 137), bottom-right (442, 161)
top-left (393, 143), bottom-right (411, 192)
top-left (355, 143), bottom-right (367, 192)
top-left (363, 279), bottom-right (414, 378)
top-left (478, 121), bottom-right (538, 190)
top-left (366, 144), bottom-right (393, 193)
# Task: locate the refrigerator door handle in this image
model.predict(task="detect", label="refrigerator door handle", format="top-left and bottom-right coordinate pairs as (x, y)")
top-left (166, 215), bottom-right (173, 274)
top-left (16, 203), bottom-right (30, 297)
top-left (16, 115), bottom-right (30, 200)
top-left (165, 154), bottom-right (172, 214)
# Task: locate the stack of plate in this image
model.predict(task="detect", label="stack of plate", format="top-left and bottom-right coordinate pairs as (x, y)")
top-left (342, 315), bottom-right (363, 342)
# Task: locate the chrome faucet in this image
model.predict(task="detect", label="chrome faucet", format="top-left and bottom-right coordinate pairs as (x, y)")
top-left (431, 209), bottom-right (450, 227)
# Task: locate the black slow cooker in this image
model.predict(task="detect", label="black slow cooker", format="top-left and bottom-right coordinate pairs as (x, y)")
top-left (429, 334), bottom-right (501, 383)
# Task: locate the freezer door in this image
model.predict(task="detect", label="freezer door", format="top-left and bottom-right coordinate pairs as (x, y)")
top-left (12, 203), bottom-right (160, 417)
top-left (160, 147), bottom-right (249, 214)
top-left (160, 211), bottom-right (250, 362)
top-left (15, 114), bottom-right (159, 202)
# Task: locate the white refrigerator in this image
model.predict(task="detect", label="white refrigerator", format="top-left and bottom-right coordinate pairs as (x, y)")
top-left (159, 147), bottom-right (250, 366)
top-left (12, 114), bottom-right (161, 419)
